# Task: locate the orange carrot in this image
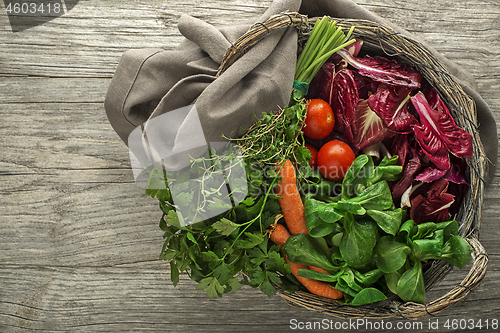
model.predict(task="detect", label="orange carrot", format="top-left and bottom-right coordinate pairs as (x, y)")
top-left (275, 159), bottom-right (309, 235)
top-left (269, 222), bottom-right (290, 247)
top-left (284, 256), bottom-right (344, 300)
top-left (269, 222), bottom-right (344, 300)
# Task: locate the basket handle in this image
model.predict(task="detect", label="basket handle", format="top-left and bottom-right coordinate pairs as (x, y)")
top-left (217, 12), bottom-right (308, 77)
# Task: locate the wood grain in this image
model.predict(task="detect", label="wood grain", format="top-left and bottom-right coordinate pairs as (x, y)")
top-left (1, 0), bottom-right (499, 332)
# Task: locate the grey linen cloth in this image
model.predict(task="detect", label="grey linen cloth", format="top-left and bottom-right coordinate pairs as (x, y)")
top-left (104, 0), bottom-right (497, 183)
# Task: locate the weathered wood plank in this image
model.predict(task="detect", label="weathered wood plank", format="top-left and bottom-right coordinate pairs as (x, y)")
top-left (0, 0), bottom-right (270, 77)
top-left (1, 0), bottom-right (499, 79)
top-left (0, 263), bottom-right (499, 332)
top-left (0, 77), bottom-right (109, 103)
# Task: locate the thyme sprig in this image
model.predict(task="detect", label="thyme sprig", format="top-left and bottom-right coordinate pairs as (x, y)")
top-left (226, 99), bottom-right (310, 169)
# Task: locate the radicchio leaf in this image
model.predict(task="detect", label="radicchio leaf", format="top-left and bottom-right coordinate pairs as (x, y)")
top-left (416, 158), bottom-right (468, 184)
top-left (415, 166), bottom-right (448, 183)
top-left (328, 69), bottom-right (359, 143)
top-left (307, 62), bottom-right (335, 101)
top-left (312, 41), bottom-right (364, 97)
top-left (367, 83), bottom-right (417, 133)
top-left (337, 49), bottom-right (423, 89)
top-left (353, 100), bottom-right (392, 150)
top-left (392, 145), bottom-right (421, 201)
top-left (390, 134), bottom-right (410, 167)
top-left (410, 179), bottom-right (455, 224)
top-left (353, 71), bottom-right (375, 100)
top-left (411, 92), bottom-right (473, 171)
top-left (345, 39), bottom-right (364, 57)
top-left (448, 182), bottom-right (470, 216)
top-left (444, 157), bottom-right (468, 184)
top-left (327, 40), bottom-right (363, 73)
top-left (424, 86), bottom-right (441, 110)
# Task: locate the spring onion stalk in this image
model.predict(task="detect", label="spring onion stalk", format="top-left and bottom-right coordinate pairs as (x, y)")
top-left (295, 17), bottom-right (356, 84)
top-left (295, 16), bottom-right (329, 74)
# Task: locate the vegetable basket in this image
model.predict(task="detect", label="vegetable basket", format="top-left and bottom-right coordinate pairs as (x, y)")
top-left (217, 12), bottom-right (489, 320)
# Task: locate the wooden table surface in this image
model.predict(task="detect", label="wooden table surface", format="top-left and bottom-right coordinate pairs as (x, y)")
top-left (1, 0), bottom-right (499, 332)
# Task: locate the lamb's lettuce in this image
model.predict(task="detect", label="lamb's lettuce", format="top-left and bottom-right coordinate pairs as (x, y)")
top-left (288, 155), bottom-right (471, 305)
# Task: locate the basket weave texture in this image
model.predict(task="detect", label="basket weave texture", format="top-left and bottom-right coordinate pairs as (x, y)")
top-left (217, 12), bottom-right (489, 320)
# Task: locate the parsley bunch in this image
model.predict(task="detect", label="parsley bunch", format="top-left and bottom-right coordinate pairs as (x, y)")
top-left (145, 101), bottom-right (311, 298)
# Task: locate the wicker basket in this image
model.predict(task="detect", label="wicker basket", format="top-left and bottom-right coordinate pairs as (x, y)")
top-left (217, 12), bottom-right (489, 320)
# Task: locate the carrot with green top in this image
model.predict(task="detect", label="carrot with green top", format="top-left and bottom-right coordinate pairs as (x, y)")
top-left (269, 223), bottom-right (344, 300)
top-left (275, 159), bottom-right (309, 235)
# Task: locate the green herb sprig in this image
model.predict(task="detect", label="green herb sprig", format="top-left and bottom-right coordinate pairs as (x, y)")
top-left (227, 100), bottom-right (310, 168)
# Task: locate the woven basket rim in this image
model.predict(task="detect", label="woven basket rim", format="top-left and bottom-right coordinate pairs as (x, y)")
top-left (218, 12), bottom-right (489, 320)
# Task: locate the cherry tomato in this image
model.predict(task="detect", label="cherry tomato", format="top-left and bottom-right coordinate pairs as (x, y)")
top-left (317, 140), bottom-right (355, 181)
top-left (303, 99), bottom-right (335, 140)
top-left (304, 144), bottom-right (318, 168)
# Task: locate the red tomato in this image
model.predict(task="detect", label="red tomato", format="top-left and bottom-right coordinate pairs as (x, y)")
top-left (304, 144), bottom-right (318, 168)
top-left (317, 140), bottom-right (355, 181)
top-left (303, 99), bottom-right (335, 140)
